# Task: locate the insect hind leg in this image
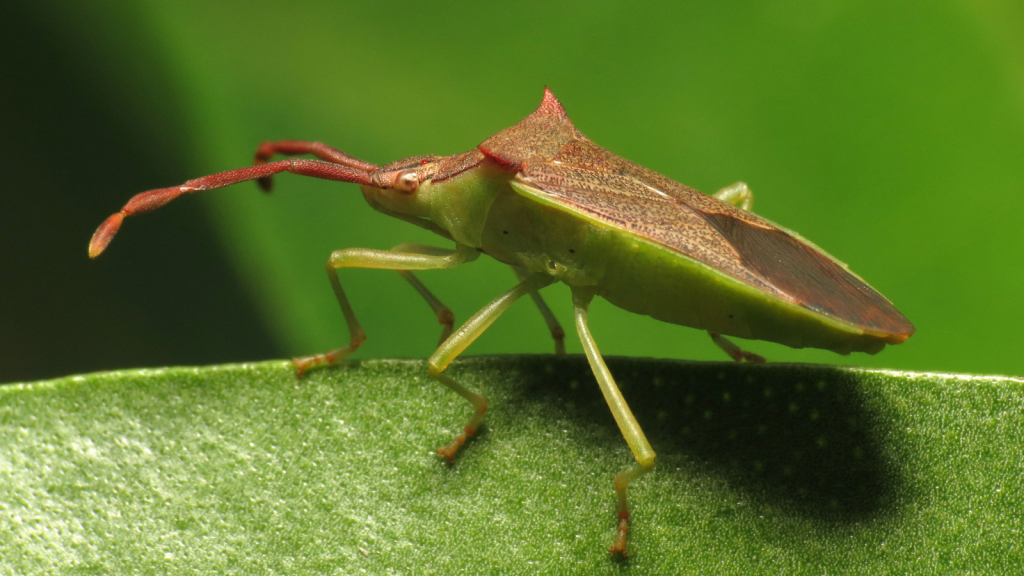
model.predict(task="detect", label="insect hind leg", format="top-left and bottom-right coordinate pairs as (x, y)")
top-left (709, 332), bottom-right (766, 363)
top-left (713, 181), bottom-right (754, 211)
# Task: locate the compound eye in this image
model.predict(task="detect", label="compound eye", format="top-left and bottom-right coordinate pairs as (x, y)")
top-left (394, 170), bottom-right (419, 194)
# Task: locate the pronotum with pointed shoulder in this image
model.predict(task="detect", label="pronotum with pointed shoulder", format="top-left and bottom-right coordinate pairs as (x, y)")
top-left (90, 88), bottom-right (914, 555)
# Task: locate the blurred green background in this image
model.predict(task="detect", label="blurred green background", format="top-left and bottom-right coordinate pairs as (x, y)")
top-left (3, 0), bottom-right (1023, 384)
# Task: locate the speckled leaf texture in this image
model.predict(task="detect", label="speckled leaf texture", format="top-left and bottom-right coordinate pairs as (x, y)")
top-left (2, 357), bottom-right (1021, 574)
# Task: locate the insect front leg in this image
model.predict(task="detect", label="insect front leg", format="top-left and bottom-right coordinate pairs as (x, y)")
top-left (571, 288), bottom-right (655, 557)
top-left (429, 274), bottom-right (556, 462)
top-left (713, 181), bottom-right (754, 211)
top-left (709, 333), bottom-right (766, 363)
top-left (391, 243), bottom-right (461, 346)
top-left (512, 266), bottom-right (566, 355)
top-left (292, 243), bottom-right (479, 376)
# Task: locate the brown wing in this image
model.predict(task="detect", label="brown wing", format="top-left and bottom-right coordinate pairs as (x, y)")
top-left (480, 89), bottom-right (914, 340)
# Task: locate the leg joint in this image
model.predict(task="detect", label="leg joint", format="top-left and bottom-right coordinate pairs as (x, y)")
top-left (438, 308), bottom-right (455, 326)
top-left (326, 250), bottom-right (349, 270)
top-left (638, 454), bottom-right (656, 471)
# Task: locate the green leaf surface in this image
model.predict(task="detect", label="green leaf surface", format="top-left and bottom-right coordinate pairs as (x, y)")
top-left (2, 357), bottom-right (1021, 574)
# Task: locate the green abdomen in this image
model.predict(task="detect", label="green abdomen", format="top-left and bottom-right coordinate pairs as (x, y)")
top-left (479, 189), bottom-right (887, 356)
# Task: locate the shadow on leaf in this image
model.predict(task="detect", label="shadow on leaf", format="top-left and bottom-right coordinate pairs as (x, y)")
top-left (498, 355), bottom-right (905, 524)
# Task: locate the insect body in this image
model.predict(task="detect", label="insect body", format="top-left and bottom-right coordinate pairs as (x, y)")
top-left (90, 88), bottom-right (914, 555)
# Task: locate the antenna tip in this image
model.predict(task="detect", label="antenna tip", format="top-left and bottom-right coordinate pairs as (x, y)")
top-left (88, 212), bottom-right (124, 258)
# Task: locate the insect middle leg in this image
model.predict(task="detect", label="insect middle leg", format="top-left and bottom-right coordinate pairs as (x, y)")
top-left (512, 266), bottom-right (566, 355)
top-left (713, 181), bottom-right (754, 211)
top-left (429, 274), bottom-right (556, 462)
top-left (571, 288), bottom-right (655, 556)
top-left (292, 243), bottom-right (479, 376)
